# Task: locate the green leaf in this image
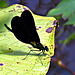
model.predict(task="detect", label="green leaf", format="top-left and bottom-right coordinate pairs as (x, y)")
top-left (0, 0), bottom-right (8, 8)
top-left (47, 0), bottom-right (75, 26)
top-left (0, 4), bottom-right (57, 75)
top-left (64, 14), bottom-right (75, 26)
top-left (47, 0), bottom-right (75, 18)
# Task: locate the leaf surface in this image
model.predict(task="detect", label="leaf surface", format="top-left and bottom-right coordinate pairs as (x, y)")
top-left (0, 4), bottom-right (57, 75)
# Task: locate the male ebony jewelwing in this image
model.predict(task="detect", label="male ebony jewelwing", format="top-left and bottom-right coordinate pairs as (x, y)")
top-left (4, 10), bottom-right (49, 61)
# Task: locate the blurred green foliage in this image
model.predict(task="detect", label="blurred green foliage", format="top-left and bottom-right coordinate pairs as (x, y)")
top-left (47, 0), bottom-right (75, 26)
top-left (0, 0), bottom-right (8, 8)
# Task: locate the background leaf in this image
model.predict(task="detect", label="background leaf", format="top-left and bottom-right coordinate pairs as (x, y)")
top-left (47, 0), bottom-right (75, 26)
top-left (0, 0), bottom-right (8, 8)
top-left (0, 4), bottom-right (57, 75)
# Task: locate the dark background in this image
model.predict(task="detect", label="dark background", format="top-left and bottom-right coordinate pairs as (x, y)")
top-left (0, 0), bottom-right (75, 75)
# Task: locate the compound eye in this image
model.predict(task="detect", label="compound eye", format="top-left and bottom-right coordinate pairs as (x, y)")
top-left (45, 46), bottom-right (48, 51)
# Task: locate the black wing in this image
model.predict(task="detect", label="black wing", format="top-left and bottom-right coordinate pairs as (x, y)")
top-left (21, 10), bottom-right (40, 43)
top-left (11, 16), bottom-right (35, 44)
top-left (5, 10), bottom-right (40, 44)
